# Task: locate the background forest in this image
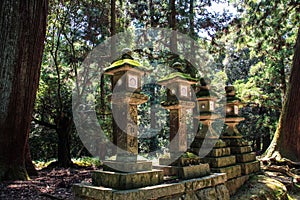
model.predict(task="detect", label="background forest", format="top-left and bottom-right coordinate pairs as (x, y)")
top-left (28, 0), bottom-right (299, 168)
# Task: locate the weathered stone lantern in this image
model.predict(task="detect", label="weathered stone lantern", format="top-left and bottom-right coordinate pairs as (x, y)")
top-left (156, 63), bottom-right (210, 179)
top-left (194, 78), bottom-right (220, 139)
top-left (86, 49), bottom-right (164, 190)
top-left (222, 85), bottom-right (245, 138)
top-left (105, 49), bottom-right (150, 163)
top-left (158, 62), bottom-right (197, 158)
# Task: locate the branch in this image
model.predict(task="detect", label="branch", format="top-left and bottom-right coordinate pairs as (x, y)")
top-left (33, 118), bottom-right (56, 129)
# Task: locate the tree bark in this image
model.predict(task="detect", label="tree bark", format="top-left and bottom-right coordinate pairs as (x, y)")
top-left (57, 115), bottom-right (74, 168)
top-left (265, 26), bottom-right (300, 161)
top-left (170, 0), bottom-right (177, 52)
top-left (0, 0), bottom-right (48, 180)
top-left (25, 142), bottom-right (38, 176)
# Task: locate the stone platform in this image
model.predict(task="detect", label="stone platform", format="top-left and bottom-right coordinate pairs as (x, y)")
top-left (154, 163), bottom-right (210, 179)
top-left (191, 137), bottom-right (260, 196)
top-left (222, 138), bottom-right (261, 176)
top-left (103, 160), bottom-right (152, 172)
top-left (73, 173), bottom-right (229, 200)
top-left (92, 169), bottom-right (164, 190)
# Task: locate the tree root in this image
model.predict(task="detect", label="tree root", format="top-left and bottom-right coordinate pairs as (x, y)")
top-left (260, 154), bottom-right (300, 189)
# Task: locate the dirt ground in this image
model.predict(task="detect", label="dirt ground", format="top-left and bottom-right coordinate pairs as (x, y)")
top-left (0, 167), bottom-right (95, 200)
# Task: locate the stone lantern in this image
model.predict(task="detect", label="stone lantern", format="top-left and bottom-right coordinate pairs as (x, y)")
top-left (194, 78), bottom-right (220, 139)
top-left (222, 86), bottom-right (245, 138)
top-left (158, 63), bottom-right (197, 158)
top-left (189, 78), bottom-right (225, 157)
top-left (88, 49), bottom-right (164, 190)
top-left (156, 63), bottom-right (210, 179)
top-left (104, 49), bottom-right (152, 170)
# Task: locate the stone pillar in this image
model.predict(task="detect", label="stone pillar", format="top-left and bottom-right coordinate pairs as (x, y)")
top-left (111, 93), bottom-right (147, 162)
top-left (167, 103), bottom-right (194, 158)
top-left (103, 92), bottom-right (155, 172)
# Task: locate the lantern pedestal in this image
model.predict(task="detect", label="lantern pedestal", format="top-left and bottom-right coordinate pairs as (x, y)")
top-left (221, 117), bottom-right (245, 139)
top-left (160, 101), bottom-right (195, 159)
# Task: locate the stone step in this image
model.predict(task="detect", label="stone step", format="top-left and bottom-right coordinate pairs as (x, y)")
top-left (92, 169), bottom-right (164, 190)
top-left (240, 161), bottom-right (260, 175)
top-left (222, 138), bottom-right (249, 147)
top-left (201, 156), bottom-right (236, 168)
top-left (153, 164), bottom-right (210, 179)
top-left (230, 146), bottom-right (252, 154)
top-left (211, 165), bottom-right (241, 180)
top-left (191, 138), bottom-right (226, 148)
top-left (103, 160), bottom-right (152, 172)
top-left (207, 147), bottom-right (231, 157)
top-left (236, 152), bottom-right (256, 163)
top-left (225, 175), bottom-right (250, 196)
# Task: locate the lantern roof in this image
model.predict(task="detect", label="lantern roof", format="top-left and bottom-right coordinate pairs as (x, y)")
top-left (105, 58), bottom-right (151, 74)
top-left (196, 89), bottom-right (217, 98)
top-left (157, 72), bottom-right (197, 85)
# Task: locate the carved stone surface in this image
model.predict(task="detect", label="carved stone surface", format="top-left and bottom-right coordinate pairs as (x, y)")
top-left (111, 94), bottom-right (148, 162)
top-left (163, 100), bottom-right (195, 158)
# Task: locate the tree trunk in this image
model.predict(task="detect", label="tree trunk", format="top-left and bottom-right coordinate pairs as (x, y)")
top-left (57, 115), bottom-right (74, 168)
top-left (265, 27), bottom-right (300, 161)
top-left (0, 0), bottom-right (48, 181)
top-left (262, 132), bottom-right (271, 154)
top-left (110, 0), bottom-right (116, 57)
top-left (25, 142), bottom-right (38, 176)
top-left (170, 0), bottom-right (177, 52)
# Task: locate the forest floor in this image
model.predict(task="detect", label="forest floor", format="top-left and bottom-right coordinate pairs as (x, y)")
top-left (0, 166), bottom-right (96, 200)
top-left (1, 165), bottom-right (300, 199)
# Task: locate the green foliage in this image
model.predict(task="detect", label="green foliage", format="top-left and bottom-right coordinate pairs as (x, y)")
top-left (72, 157), bottom-right (102, 167)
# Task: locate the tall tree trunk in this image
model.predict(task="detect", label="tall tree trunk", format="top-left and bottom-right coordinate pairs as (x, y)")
top-left (25, 142), bottom-right (38, 176)
top-left (57, 115), bottom-right (74, 168)
top-left (110, 0), bottom-right (116, 57)
top-left (0, 0), bottom-right (48, 181)
top-left (170, 0), bottom-right (177, 52)
top-left (265, 27), bottom-right (300, 161)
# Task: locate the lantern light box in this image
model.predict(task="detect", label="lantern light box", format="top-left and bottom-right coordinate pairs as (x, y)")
top-left (105, 51), bottom-right (151, 93)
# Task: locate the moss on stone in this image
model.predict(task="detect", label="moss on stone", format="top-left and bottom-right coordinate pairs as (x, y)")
top-left (158, 72), bottom-right (197, 83)
top-left (105, 58), bottom-right (151, 72)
